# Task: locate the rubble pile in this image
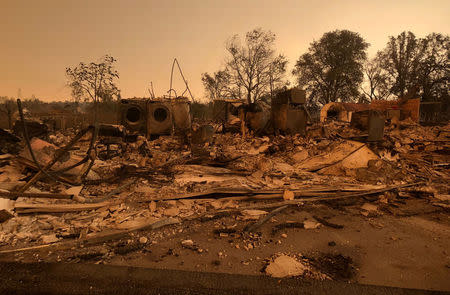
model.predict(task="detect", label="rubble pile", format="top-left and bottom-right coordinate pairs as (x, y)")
top-left (0, 119), bottom-right (448, 281)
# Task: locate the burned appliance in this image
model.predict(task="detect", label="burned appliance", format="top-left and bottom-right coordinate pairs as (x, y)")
top-left (271, 88), bottom-right (308, 135)
top-left (213, 99), bottom-right (246, 132)
top-left (120, 97), bottom-right (191, 137)
top-left (120, 99), bottom-right (148, 134)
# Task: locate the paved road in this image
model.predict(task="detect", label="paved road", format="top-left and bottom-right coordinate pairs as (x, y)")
top-left (0, 262), bottom-right (445, 295)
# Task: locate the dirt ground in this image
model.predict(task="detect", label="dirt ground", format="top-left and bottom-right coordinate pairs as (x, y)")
top-left (93, 203), bottom-right (450, 291)
top-left (2, 198), bottom-right (448, 291)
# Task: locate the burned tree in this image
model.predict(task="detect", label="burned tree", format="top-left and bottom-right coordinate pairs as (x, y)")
top-left (201, 70), bottom-right (232, 100)
top-left (66, 55), bottom-right (120, 103)
top-left (203, 28), bottom-right (288, 104)
top-left (360, 54), bottom-right (392, 102)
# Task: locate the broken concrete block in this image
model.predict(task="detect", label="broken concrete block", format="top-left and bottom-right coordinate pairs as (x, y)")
top-left (303, 220), bottom-right (321, 229)
top-left (265, 255), bottom-right (307, 278)
top-left (181, 239), bottom-right (194, 247)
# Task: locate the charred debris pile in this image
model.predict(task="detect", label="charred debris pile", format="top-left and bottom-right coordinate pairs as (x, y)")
top-left (0, 90), bottom-right (448, 273)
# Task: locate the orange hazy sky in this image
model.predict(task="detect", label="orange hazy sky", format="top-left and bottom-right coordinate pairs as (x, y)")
top-left (1, 0), bottom-right (449, 102)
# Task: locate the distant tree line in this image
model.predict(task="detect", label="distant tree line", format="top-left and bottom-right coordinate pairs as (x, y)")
top-left (1, 29), bottom-right (447, 127)
top-left (202, 28), bottom-right (449, 107)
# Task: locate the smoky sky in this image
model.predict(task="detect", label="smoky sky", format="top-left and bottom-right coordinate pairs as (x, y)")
top-left (1, 0), bottom-right (449, 101)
